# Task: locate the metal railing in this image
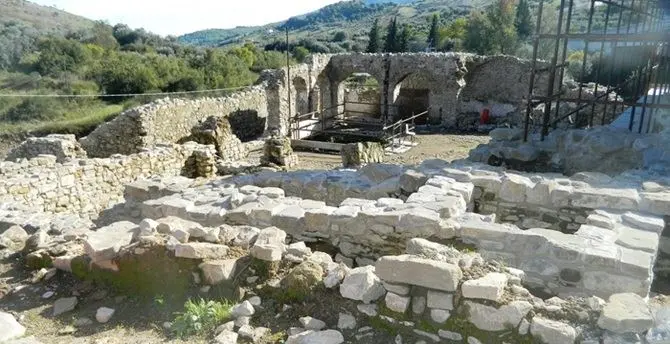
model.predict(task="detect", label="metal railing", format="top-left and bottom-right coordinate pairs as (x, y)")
top-left (524, 0), bottom-right (669, 141)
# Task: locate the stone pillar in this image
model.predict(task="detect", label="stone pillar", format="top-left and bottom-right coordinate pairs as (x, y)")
top-left (182, 146), bottom-right (218, 179)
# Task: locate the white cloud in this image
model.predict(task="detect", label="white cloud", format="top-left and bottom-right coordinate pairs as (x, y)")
top-left (30, 0), bottom-right (344, 36)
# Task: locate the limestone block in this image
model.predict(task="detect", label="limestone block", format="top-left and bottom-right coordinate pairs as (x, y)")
top-left (530, 317), bottom-right (577, 344)
top-left (382, 282), bottom-right (411, 296)
top-left (250, 227), bottom-right (287, 262)
top-left (340, 266), bottom-right (385, 304)
top-left (385, 292), bottom-right (410, 313)
top-left (272, 205), bottom-right (307, 235)
top-left (465, 301), bottom-right (532, 332)
top-left (304, 207), bottom-right (336, 232)
top-left (175, 243), bottom-right (229, 259)
top-left (571, 187), bottom-right (639, 210)
top-left (462, 273), bottom-right (508, 302)
top-left (621, 212), bottom-right (665, 234)
top-left (375, 255), bottom-right (462, 292)
top-left (359, 163), bottom-right (404, 183)
top-left (0, 312), bottom-right (26, 342)
top-left (598, 293), bottom-right (654, 334)
top-left (397, 208), bottom-right (442, 237)
top-left (616, 226), bottom-right (660, 254)
top-left (427, 290), bottom-right (454, 310)
top-left (199, 259), bottom-right (239, 285)
top-left (499, 174), bottom-right (534, 203)
top-left (399, 170), bottom-right (428, 194)
top-left (285, 330), bottom-right (344, 344)
top-left (84, 221), bottom-right (138, 263)
top-left (639, 192), bottom-right (670, 216)
top-left (470, 174), bottom-right (502, 194)
top-left (583, 271), bottom-right (650, 299)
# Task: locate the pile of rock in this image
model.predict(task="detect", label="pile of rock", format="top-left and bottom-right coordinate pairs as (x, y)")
top-left (340, 142), bottom-right (384, 168)
top-left (5, 134), bottom-right (87, 163)
top-left (182, 146), bottom-right (218, 179)
top-left (261, 134), bottom-right (298, 168)
top-left (181, 116), bottom-right (249, 162)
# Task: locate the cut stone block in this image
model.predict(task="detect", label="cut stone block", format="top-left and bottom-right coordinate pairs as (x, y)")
top-left (427, 290), bottom-right (454, 310)
top-left (598, 293), bottom-right (654, 334)
top-left (461, 273), bottom-right (508, 302)
top-left (84, 222), bottom-right (138, 263)
top-left (174, 243), bottom-right (229, 259)
top-left (199, 259), bottom-right (239, 285)
top-left (465, 301), bottom-right (532, 332)
top-left (385, 292), bottom-right (410, 313)
top-left (375, 255), bottom-right (462, 292)
top-left (340, 266), bottom-right (385, 304)
top-left (530, 317), bottom-right (577, 344)
top-left (250, 227), bottom-right (287, 262)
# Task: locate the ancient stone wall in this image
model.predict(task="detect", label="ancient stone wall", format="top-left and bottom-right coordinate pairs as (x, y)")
top-left (0, 142), bottom-right (209, 219)
top-left (80, 86), bottom-right (270, 158)
top-left (125, 158), bottom-right (670, 299)
top-left (470, 126), bottom-right (670, 176)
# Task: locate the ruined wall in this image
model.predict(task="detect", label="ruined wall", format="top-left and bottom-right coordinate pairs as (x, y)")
top-left (470, 126), bottom-right (670, 176)
top-left (0, 142), bottom-right (208, 218)
top-left (80, 86), bottom-right (270, 158)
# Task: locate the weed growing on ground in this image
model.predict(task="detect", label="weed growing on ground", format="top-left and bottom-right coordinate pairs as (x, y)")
top-left (171, 298), bottom-right (233, 339)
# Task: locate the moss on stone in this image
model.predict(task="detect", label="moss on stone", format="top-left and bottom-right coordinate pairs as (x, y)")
top-left (281, 260), bottom-right (323, 302)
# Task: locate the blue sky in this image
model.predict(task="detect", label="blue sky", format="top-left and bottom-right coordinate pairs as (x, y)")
top-left (32, 0), bottom-right (343, 36)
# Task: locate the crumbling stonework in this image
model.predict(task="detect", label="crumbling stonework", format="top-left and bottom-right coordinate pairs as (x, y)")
top-left (180, 116), bottom-right (248, 162)
top-left (6, 134), bottom-right (87, 163)
top-left (470, 126), bottom-right (670, 176)
top-left (261, 135), bottom-right (298, 168)
top-left (181, 145), bottom-right (218, 179)
top-left (341, 142), bottom-right (384, 168)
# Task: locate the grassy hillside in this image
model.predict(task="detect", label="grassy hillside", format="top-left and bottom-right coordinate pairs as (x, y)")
top-left (0, 0), bottom-right (93, 33)
top-left (178, 0), bottom-right (489, 48)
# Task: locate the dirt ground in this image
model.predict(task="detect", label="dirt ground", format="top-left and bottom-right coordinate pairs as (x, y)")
top-left (292, 133), bottom-right (491, 170)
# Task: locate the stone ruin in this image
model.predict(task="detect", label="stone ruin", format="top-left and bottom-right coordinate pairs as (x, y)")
top-left (0, 52), bottom-right (668, 344)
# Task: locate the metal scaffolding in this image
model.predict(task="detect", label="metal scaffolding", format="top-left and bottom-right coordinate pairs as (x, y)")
top-left (524, 0), bottom-right (670, 141)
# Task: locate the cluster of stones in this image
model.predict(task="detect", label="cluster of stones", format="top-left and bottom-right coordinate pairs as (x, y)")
top-left (0, 141), bottom-right (210, 219)
top-left (340, 142), bottom-right (385, 168)
top-left (5, 134), bottom-right (87, 163)
top-left (470, 126), bottom-right (670, 176)
top-left (181, 145), bottom-right (219, 179)
top-left (261, 134), bottom-right (299, 168)
top-left (181, 115), bottom-right (249, 163)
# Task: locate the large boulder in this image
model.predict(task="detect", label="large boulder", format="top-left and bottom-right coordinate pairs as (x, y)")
top-left (598, 293), bottom-right (654, 334)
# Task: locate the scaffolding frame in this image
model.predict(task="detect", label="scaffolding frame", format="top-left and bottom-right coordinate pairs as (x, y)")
top-left (524, 0), bottom-right (670, 141)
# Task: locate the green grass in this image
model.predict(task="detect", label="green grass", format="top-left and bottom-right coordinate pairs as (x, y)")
top-left (0, 103), bottom-right (124, 136)
top-left (171, 298), bottom-right (234, 339)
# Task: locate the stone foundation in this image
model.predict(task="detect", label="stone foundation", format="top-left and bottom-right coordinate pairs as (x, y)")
top-left (120, 159), bottom-right (669, 299)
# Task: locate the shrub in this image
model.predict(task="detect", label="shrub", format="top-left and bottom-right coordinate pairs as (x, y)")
top-left (171, 298), bottom-right (233, 339)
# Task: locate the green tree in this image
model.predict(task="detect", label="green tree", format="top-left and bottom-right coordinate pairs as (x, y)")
top-left (427, 14), bottom-right (440, 50)
top-left (34, 37), bottom-right (90, 77)
top-left (515, 0), bottom-right (533, 40)
top-left (201, 49), bottom-right (256, 89)
top-left (384, 17), bottom-right (399, 53)
top-left (488, 0), bottom-right (518, 54)
top-left (93, 53), bottom-right (159, 96)
top-left (464, 11), bottom-right (493, 55)
top-left (399, 25), bottom-right (412, 52)
top-left (228, 46), bottom-right (255, 67)
top-left (293, 46), bottom-right (310, 63)
top-left (333, 31), bottom-right (348, 42)
top-left (366, 19), bottom-right (381, 53)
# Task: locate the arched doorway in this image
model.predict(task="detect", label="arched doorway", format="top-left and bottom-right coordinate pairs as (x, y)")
top-left (338, 73), bottom-right (382, 123)
top-left (392, 73), bottom-right (431, 124)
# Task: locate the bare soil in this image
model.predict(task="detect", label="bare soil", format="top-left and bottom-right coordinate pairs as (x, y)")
top-left (292, 133), bottom-right (491, 171)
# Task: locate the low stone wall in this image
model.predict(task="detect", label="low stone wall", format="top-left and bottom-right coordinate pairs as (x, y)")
top-left (0, 142), bottom-right (209, 219)
top-left (125, 159), bottom-right (669, 299)
top-left (80, 86), bottom-right (269, 158)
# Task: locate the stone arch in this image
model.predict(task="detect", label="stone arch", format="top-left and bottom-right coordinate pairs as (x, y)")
top-left (292, 76), bottom-right (309, 116)
top-left (391, 72), bottom-right (433, 124)
top-left (337, 72), bottom-right (383, 121)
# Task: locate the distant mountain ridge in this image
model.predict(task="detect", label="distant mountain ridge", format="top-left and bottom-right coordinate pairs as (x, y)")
top-left (0, 0), bottom-right (94, 34)
top-left (178, 0), bottom-right (487, 48)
